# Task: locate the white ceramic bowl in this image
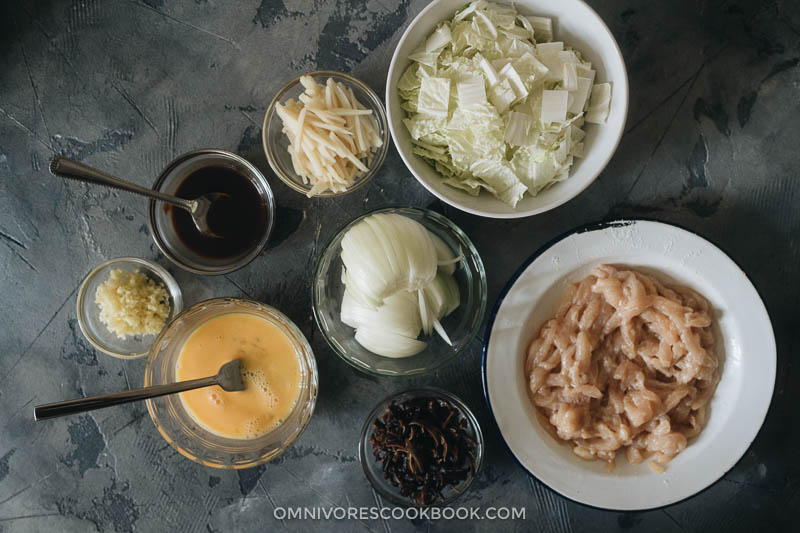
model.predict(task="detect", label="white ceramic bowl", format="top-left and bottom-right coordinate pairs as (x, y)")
top-left (482, 220), bottom-right (776, 510)
top-left (386, 0), bottom-right (629, 218)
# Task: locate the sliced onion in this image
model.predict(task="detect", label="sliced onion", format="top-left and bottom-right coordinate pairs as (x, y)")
top-left (429, 233), bottom-right (460, 276)
top-left (364, 215), bottom-right (403, 281)
top-left (341, 221), bottom-right (395, 305)
top-left (339, 212), bottom-right (462, 358)
top-left (395, 216), bottom-right (436, 291)
top-left (432, 318), bottom-right (453, 346)
top-left (442, 272), bottom-right (461, 315)
top-left (340, 213), bottom-right (438, 304)
top-left (342, 267), bottom-right (378, 309)
top-left (354, 327), bottom-right (427, 358)
top-left (340, 287), bottom-right (362, 329)
top-left (377, 292), bottom-right (422, 338)
top-left (342, 289), bottom-right (421, 339)
top-left (418, 289), bottom-right (432, 336)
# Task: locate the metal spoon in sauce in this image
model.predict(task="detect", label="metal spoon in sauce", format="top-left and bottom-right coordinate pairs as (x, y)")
top-left (49, 156), bottom-right (230, 238)
top-left (33, 359), bottom-right (245, 421)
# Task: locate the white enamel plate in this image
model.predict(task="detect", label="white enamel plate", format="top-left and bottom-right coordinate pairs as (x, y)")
top-left (482, 220), bottom-right (776, 510)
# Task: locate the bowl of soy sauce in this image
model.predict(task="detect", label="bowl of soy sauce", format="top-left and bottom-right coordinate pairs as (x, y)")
top-left (148, 149), bottom-right (275, 275)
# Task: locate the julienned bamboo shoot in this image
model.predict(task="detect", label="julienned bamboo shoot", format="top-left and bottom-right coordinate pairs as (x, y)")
top-left (275, 76), bottom-right (383, 197)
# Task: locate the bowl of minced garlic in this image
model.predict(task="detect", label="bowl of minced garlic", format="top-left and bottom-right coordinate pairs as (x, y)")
top-left (77, 257), bottom-right (183, 359)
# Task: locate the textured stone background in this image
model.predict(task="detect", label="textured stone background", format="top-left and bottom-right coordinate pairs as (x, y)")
top-left (0, 0), bottom-right (798, 531)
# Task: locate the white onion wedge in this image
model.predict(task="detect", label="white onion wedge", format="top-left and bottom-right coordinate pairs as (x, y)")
top-left (354, 328), bottom-right (427, 358)
top-left (339, 212), bottom-right (462, 358)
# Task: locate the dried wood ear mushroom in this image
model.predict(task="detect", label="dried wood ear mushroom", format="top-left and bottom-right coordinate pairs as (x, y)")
top-left (369, 396), bottom-right (477, 505)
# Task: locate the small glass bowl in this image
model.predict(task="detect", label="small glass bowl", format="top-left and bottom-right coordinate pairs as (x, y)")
top-left (359, 388), bottom-right (484, 507)
top-left (262, 70), bottom-right (390, 197)
top-left (147, 149), bottom-right (275, 275)
top-left (77, 257), bottom-right (183, 359)
top-left (312, 206), bottom-right (487, 376)
top-left (144, 298), bottom-right (318, 469)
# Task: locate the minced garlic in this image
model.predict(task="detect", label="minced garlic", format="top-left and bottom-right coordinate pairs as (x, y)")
top-left (95, 269), bottom-right (170, 338)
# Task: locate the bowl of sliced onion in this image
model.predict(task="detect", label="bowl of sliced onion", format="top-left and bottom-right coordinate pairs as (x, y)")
top-left (263, 71), bottom-right (390, 197)
top-left (312, 206), bottom-right (487, 377)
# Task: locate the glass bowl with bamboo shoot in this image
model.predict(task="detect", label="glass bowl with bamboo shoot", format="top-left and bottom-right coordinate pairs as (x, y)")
top-left (263, 71), bottom-right (390, 197)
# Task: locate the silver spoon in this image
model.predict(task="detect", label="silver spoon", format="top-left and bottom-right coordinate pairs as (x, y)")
top-left (49, 156), bottom-right (230, 238)
top-left (33, 359), bottom-right (245, 421)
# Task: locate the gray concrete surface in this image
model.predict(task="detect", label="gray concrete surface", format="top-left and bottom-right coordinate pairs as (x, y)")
top-left (0, 0), bottom-right (797, 531)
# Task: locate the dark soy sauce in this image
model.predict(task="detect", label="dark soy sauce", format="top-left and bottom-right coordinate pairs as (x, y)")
top-left (171, 166), bottom-right (268, 258)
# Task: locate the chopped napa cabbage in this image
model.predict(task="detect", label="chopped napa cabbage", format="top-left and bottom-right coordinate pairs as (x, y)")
top-left (516, 15), bottom-right (535, 40)
top-left (426, 24), bottom-right (453, 52)
top-left (562, 63), bottom-right (578, 91)
top-left (453, 0), bottom-right (485, 23)
top-left (398, 63), bottom-right (421, 93)
top-left (408, 46), bottom-right (441, 68)
top-left (457, 76), bottom-right (487, 106)
top-left (398, 0), bottom-right (611, 207)
top-left (537, 44), bottom-right (566, 82)
top-left (575, 64), bottom-right (596, 82)
top-left (439, 56), bottom-right (483, 85)
top-left (443, 176), bottom-right (487, 196)
top-left (559, 50), bottom-right (579, 65)
top-left (541, 90), bottom-right (568, 123)
top-left (418, 77), bottom-right (452, 117)
top-left (511, 145), bottom-right (570, 194)
top-left (400, 98), bottom-right (418, 114)
top-left (571, 124), bottom-right (586, 143)
top-left (404, 113), bottom-right (446, 140)
top-left (513, 52), bottom-right (549, 87)
top-left (568, 76), bottom-right (594, 115)
top-left (498, 63), bottom-right (528, 99)
top-left (536, 41), bottom-right (564, 56)
top-left (586, 82), bottom-right (612, 124)
top-left (500, 24), bottom-right (530, 41)
top-left (412, 140), bottom-right (450, 163)
top-left (445, 104), bottom-right (505, 170)
top-left (504, 111), bottom-right (533, 146)
top-left (504, 38), bottom-right (536, 58)
top-left (469, 159), bottom-right (527, 206)
top-left (527, 16), bottom-right (553, 42)
top-left (484, 4), bottom-right (518, 30)
top-left (474, 53), bottom-right (500, 86)
top-left (473, 8), bottom-right (499, 37)
top-left (491, 57), bottom-right (512, 72)
top-left (412, 139), bottom-right (447, 154)
top-left (488, 78), bottom-right (517, 114)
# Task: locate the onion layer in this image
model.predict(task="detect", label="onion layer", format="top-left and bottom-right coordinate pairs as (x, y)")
top-left (340, 213), bottom-right (461, 358)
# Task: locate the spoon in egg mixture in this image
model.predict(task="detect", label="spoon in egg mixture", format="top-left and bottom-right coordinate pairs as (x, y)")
top-left (33, 359), bottom-right (245, 421)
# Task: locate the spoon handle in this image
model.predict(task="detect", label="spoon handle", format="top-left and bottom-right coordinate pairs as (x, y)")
top-left (33, 376), bottom-right (219, 421)
top-left (49, 156), bottom-right (196, 213)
